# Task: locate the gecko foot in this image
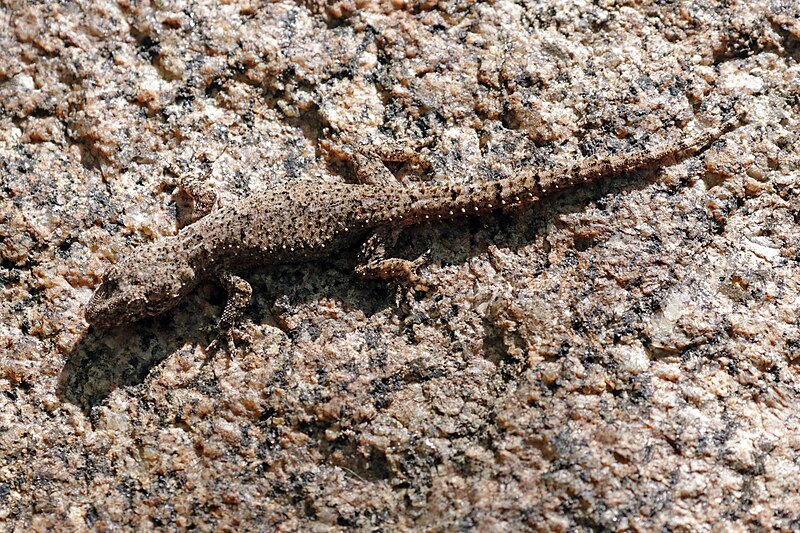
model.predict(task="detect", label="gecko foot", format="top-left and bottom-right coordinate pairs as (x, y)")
top-left (355, 251), bottom-right (431, 291)
top-left (163, 163), bottom-right (220, 228)
top-left (221, 325), bottom-right (254, 354)
top-left (202, 324), bottom-right (254, 370)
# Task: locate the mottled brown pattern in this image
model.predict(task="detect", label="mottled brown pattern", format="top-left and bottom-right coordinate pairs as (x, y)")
top-left (85, 112), bottom-right (743, 336)
top-left (4, 0), bottom-right (797, 529)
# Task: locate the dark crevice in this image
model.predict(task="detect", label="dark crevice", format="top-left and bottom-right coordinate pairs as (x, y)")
top-left (768, 13), bottom-right (800, 62)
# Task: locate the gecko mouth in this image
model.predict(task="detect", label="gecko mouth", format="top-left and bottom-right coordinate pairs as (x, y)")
top-left (84, 295), bottom-right (114, 329)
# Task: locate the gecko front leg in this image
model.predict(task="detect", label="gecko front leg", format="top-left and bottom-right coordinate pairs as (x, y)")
top-left (163, 160), bottom-right (221, 228)
top-left (214, 271), bottom-right (254, 353)
top-left (164, 165), bottom-right (253, 355)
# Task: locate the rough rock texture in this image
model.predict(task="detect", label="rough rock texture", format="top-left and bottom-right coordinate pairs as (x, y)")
top-left (1, 0), bottom-right (798, 530)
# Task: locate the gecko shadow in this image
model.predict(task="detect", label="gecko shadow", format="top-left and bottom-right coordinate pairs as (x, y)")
top-left (57, 302), bottom-right (209, 414)
top-left (56, 264), bottom-right (396, 414)
top-left (404, 160), bottom-right (684, 269)
top-left (58, 161), bottom-right (685, 414)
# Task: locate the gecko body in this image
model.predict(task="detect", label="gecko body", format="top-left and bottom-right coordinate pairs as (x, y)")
top-left (85, 115), bottom-right (741, 333)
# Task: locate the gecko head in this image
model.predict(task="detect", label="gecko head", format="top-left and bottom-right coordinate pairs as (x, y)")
top-left (85, 242), bottom-right (198, 330)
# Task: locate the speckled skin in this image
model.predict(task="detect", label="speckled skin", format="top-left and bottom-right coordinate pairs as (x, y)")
top-left (84, 114), bottom-right (741, 332)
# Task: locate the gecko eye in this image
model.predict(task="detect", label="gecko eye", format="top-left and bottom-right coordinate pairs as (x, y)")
top-left (102, 266), bottom-right (120, 282)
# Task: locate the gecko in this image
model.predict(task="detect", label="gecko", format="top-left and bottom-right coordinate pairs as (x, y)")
top-left (84, 111), bottom-right (744, 347)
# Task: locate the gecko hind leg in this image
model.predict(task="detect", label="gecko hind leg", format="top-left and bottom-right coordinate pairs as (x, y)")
top-left (323, 135), bottom-right (435, 187)
top-left (354, 140), bottom-right (435, 186)
top-left (355, 227), bottom-right (430, 291)
top-left (349, 149), bottom-right (401, 187)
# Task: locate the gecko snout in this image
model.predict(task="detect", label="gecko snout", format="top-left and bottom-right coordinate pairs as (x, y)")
top-left (84, 278), bottom-right (124, 329)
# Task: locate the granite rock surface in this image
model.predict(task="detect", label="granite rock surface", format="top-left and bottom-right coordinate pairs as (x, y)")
top-left (1, 0), bottom-right (799, 530)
